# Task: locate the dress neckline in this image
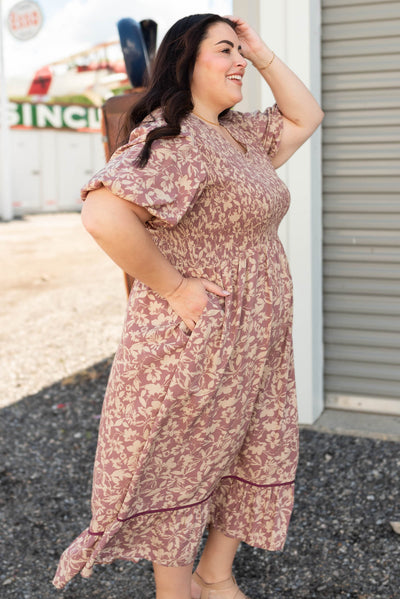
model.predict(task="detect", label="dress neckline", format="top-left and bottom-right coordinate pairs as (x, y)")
top-left (190, 113), bottom-right (248, 156)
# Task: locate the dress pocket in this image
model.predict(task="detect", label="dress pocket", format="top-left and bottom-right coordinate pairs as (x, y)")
top-left (177, 319), bottom-right (192, 337)
top-left (174, 292), bottom-right (226, 339)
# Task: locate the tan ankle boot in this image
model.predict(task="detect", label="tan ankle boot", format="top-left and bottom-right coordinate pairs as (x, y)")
top-left (192, 571), bottom-right (250, 599)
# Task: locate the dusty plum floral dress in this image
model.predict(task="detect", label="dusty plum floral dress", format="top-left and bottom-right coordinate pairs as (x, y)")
top-left (53, 105), bottom-right (298, 589)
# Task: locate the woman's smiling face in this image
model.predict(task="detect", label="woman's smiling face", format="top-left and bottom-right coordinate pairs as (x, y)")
top-left (191, 22), bottom-right (247, 114)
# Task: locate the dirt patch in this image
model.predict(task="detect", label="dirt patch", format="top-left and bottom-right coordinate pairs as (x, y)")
top-left (0, 212), bottom-right (126, 408)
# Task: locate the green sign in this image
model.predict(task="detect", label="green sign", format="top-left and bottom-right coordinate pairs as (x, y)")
top-left (9, 102), bottom-right (101, 132)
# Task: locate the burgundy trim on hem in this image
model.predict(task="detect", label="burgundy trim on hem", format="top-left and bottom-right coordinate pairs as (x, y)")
top-left (88, 530), bottom-right (104, 536)
top-left (221, 475), bottom-right (295, 488)
top-left (116, 490), bottom-right (214, 523)
top-left (87, 476), bottom-right (294, 535)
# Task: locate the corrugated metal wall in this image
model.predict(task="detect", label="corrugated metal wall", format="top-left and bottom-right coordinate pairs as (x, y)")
top-left (322, 0), bottom-right (400, 412)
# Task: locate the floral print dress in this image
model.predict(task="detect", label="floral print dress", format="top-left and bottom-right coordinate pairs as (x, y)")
top-left (53, 105), bottom-right (298, 589)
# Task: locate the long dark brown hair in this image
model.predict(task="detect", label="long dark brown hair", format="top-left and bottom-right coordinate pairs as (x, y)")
top-left (119, 14), bottom-right (236, 167)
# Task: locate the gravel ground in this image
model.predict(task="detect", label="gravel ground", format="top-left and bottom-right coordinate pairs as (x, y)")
top-left (0, 363), bottom-right (399, 599)
top-left (1, 214), bottom-right (399, 598)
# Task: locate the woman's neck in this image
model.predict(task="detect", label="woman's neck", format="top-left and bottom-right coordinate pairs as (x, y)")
top-left (191, 102), bottom-right (221, 126)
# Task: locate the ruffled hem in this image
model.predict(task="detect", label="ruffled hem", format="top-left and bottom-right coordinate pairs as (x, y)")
top-left (53, 475), bottom-right (295, 589)
top-left (53, 528), bottom-right (98, 589)
top-left (208, 475), bottom-right (295, 551)
top-left (52, 500), bottom-right (209, 589)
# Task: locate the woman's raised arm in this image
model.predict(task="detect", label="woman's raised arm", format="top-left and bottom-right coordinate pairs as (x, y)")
top-left (230, 16), bottom-right (324, 168)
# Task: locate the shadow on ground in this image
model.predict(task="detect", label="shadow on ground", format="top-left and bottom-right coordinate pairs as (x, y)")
top-left (0, 358), bottom-right (399, 598)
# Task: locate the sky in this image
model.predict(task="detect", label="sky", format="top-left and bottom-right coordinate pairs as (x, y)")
top-left (2, 0), bottom-right (232, 79)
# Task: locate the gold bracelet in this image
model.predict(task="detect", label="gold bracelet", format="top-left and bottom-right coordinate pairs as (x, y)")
top-left (165, 276), bottom-right (185, 298)
top-left (258, 52), bottom-right (275, 71)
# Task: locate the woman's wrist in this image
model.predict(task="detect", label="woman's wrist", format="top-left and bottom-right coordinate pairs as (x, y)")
top-left (256, 52), bottom-right (276, 71)
top-left (251, 47), bottom-right (275, 71)
top-left (164, 275), bottom-right (186, 300)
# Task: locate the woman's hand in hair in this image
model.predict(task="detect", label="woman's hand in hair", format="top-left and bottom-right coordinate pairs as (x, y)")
top-left (226, 16), bottom-right (272, 69)
top-left (165, 277), bottom-right (229, 332)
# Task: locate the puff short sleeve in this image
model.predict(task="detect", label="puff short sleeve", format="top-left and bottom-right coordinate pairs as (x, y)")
top-left (81, 123), bottom-right (207, 228)
top-left (224, 104), bottom-right (283, 158)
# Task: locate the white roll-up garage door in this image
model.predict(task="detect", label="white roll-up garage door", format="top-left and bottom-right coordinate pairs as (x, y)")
top-left (322, 0), bottom-right (400, 414)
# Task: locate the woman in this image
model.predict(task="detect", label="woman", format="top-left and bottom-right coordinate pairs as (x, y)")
top-left (53, 13), bottom-right (323, 599)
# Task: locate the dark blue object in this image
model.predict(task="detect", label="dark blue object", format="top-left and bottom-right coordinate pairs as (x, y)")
top-left (140, 19), bottom-right (157, 63)
top-left (117, 18), bottom-right (149, 87)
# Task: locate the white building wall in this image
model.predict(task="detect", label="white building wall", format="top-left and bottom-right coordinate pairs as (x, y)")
top-left (9, 129), bottom-right (104, 215)
top-left (233, 0), bottom-right (324, 423)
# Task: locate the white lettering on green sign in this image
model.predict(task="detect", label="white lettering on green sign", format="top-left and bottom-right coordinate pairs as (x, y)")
top-left (8, 102), bottom-right (102, 131)
top-left (37, 104), bottom-right (62, 128)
